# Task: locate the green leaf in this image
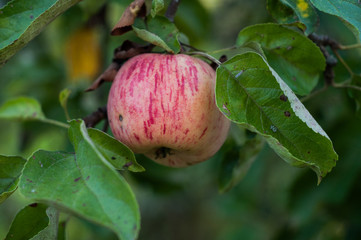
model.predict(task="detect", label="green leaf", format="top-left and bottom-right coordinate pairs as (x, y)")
top-left (267, 0), bottom-right (318, 35)
top-left (0, 97), bottom-right (69, 128)
top-left (349, 75), bottom-right (361, 118)
top-left (237, 23), bottom-right (325, 96)
top-left (0, 0), bottom-right (82, 66)
top-left (19, 120), bottom-right (140, 240)
top-left (0, 155), bottom-right (26, 204)
top-left (151, 0), bottom-right (164, 18)
top-left (0, 97), bottom-right (45, 120)
top-left (218, 133), bottom-right (264, 193)
top-left (5, 203), bottom-right (50, 240)
top-left (267, 0), bottom-right (295, 24)
top-left (87, 128), bottom-right (145, 172)
top-left (132, 16), bottom-right (180, 54)
top-left (215, 51), bottom-right (338, 183)
top-left (310, 0), bottom-right (361, 42)
top-left (31, 207), bottom-right (59, 240)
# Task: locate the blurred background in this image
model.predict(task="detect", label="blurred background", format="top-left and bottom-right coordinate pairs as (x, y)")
top-left (0, 0), bottom-right (361, 239)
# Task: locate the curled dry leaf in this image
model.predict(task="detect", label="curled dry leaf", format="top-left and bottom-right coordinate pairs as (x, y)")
top-left (85, 62), bottom-right (121, 92)
top-left (85, 40), bottom-right (154, 92)
top-left (113, 40), bottom-right (154, 60)
top-left (111, 0), bottom-right (146, 36)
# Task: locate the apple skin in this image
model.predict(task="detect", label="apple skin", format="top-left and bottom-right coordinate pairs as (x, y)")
top-left (107, 53), bottom-right (230, 167)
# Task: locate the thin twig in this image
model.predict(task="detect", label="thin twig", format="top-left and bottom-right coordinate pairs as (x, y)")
top-left (188, 51), bottom-right (222, 65)
top-left (332, 50), bottom-right (354, 76)
top-left (333, 83), bottom-right (361, 92)
top-left (83, 106), bottom-right (107, 128)
top-left (207, 46), bottom-right (237, 54)
top-left (301, 86), bottom-right (328, 103)
top-left (339, 43), bottom-right (361, 50)
top-left (180, 42), bottom-right (203, 52)
top-left (165, 0), bottom-right (181, 22)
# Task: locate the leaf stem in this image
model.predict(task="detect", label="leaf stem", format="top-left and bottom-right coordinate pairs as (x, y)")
top-left (301, 86), bottom-right (328, 102)
top-left (207, 46), bottom-right (237, 54)
top-left (339, 43), bottom-right (361, 50)
top-left (333, 83), bottom-right (361, 92)
top-left (332, 50), bottom-right (354, 76)
top-left (64, 108), bottom-right (70, 121)
top-left (40, 118), bottom-right (69, 129)
top-left (188, 51), bottom-right (222, 65)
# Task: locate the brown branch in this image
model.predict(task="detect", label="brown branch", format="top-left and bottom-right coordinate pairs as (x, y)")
top-left (165, 0), bottom-right (181, 22)
top-left (308, 33), bottom-right (339, 86)
top-left (83, 106), bottom-right (107, 128)
top-left (308, 33), bottom-right (341, 50)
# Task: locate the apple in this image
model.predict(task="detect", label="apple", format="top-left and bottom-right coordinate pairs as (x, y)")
top-left (107, 53), bottom-right (231, 167)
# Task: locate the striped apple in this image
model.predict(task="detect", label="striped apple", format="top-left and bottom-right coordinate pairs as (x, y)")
top-left (107, 53), bottom-right (230, 167)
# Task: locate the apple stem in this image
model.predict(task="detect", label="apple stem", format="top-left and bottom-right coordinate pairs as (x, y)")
top-left (188, 51), bottom-right (222, 66)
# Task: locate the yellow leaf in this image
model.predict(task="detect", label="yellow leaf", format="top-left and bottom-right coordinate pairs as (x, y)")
top-left (65, 27), bottom-right (101, 82)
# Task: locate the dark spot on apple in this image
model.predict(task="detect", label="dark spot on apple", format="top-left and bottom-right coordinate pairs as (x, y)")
top-left (111, 156), bottom-right (116, 160)
top-left (86, 176), bottom-right (90, 180)
top-left (284, 111), bottom-right (291, 117)
top-left (30, 15), bottom-right (34, 19)
top-left (119, 114), bottom-right (123, 121)
top-left (307, 151), bottom-right (311, 154)
top-left (26, 178), bottom-right (33, 183)
top-left (123, 162), bottom-right (133, 168)
top-left (29, 203), bottom-right (38, 208)
top-left (74, 177), bottom-right (81, 182)
top-left (280, 94), bottom-right (288, 102)
top-left (155, 147), bottom-right (173, 159)
top-left (292, 37), bottom-right (295, 40)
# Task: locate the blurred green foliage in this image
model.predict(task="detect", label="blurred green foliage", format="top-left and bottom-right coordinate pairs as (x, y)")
top-left (1, 0), bottom-right (361, 239)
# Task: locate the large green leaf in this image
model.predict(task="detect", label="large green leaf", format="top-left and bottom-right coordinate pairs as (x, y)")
top-left (132, 16), bottom-right (180, 54)
top-left (215, 51), bottom-right (338, 183)
top-left (19, 120), bottom-right (140, 240)
top-left (237, 23), bottom-right (325, 96)
top-left (267, 0), bottom-right (318, 35)
top-left (0, 0), bottom-right (82, 66)
top-left (5, 203), bottom-right (50, 240)
top-left (0, 97), bottom-right (45, 120)
top-left (87, 128), bottom-right (145, 172)
top-left (0, 155), bottom-right (26, 204)
top-left (310, 0), bottom-right (361, 42)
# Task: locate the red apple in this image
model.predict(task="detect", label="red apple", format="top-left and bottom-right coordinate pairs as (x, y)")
top-left (107, 53), bottom-right (230, 167)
